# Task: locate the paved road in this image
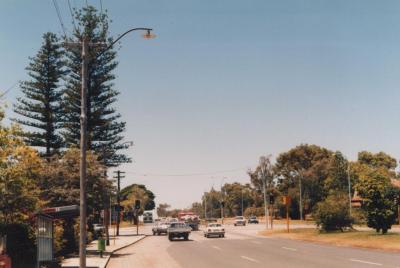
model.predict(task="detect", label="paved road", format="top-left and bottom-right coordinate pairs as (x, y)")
top-left (107, 224), bottom-right (400, 268)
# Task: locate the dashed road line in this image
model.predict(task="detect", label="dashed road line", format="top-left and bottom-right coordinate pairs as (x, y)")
top-left (251, 241), bottom-right (262, 245)
top-left (212, 245), bottom-right (221, 250)
top-left (241, 255), bottom-right (260, 263)
top-left (282, 247), bottom-right (297, 251)
top-left (349, 259), bottom-right (382, 266)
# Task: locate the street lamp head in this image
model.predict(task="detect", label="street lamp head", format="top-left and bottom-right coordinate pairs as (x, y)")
top-left (142, 29), bottom-right (156, 39)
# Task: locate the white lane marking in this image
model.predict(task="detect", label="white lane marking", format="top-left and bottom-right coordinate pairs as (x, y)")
top-left (212, 245), bottom-right (221, 250)
top-left (251, 241), bottom-right (262, 245)
top-left (282, 247), bottom-right (297, 251)
top-left (349, 259), bottom-right (383, 266)
top-left (241, 256), bottom-right (260, 263)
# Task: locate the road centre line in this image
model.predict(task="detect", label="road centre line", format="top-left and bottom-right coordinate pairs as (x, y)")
top-left (282, 247), bottom-right (297, 251)
top-left (349, 259), bottom-right (383, 266)
top-left (212, 245), bottom-right (221, 250)
top-left (241, 256), bottom-right (260, 263)
top-left (251, 241), bottom-right (262, 245)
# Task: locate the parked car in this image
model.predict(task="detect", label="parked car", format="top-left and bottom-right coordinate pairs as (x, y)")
top-left (234, 216), bottom-right (246, 226)
top-left (93, 224), bottom-right (105, 232)
top-left (203, 223), bottom-right (225, 238)
top-left (152, 222), bottom-right (170, 235)
top-left (167, 222), bottom-right (191, 241)
top-left (248, 216), bottom-right (259, 224)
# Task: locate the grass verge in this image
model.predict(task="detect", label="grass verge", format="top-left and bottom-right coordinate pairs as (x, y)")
top-left (260, 228), bottom-right (400, 252)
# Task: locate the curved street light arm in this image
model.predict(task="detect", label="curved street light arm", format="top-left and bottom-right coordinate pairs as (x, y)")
top-left (99, 27), bottom-right (153, 57)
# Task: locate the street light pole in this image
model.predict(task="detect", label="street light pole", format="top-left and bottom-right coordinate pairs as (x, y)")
top-left (241, 190), bottom-right (244, 216)
top-left (77, 27), bottom-right (154, 268)
top-left (79, 37), bottom-right (88, 268)
top-left (347, 163), bottom-right (352, 217)
top-left (299, 173), bottom-right (303, 221)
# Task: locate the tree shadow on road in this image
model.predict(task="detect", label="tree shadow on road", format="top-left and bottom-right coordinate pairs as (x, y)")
top-left (111, 252), bottom-right (134, 258)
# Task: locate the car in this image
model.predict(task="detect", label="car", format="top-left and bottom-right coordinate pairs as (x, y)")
top-left (234, 216), bottom-right (246, 226)
top-left (248, 216), bottom-right (259, 224)
top-left (203, 223), bottom-right (225, 238)
top-left (93, 223), bottom-right (105, 232)
top-left (152, 222), bottom-right (170, 235)
top-left (167, 222), bottom-right (191, 241)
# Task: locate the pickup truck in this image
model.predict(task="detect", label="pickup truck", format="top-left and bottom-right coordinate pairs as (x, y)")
top-left (167, 222), bottom-right (191, 241)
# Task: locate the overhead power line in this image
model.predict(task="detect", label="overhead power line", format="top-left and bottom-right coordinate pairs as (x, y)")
top-left (125, 167), bottom-right (249, 177)
top-left (0, 81), bottom-right (19, 99)
top-left (67, 0), bottom-right (77, 31)
top-left (52, 0), bottom-right (67, 37)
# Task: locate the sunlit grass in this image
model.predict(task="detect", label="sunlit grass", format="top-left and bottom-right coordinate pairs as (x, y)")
top-left (260, 228), bottom-right (400, 251)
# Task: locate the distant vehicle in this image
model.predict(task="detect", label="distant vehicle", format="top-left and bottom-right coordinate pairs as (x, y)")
top-left (169, 218), bottom-right (179, 223)
top-left (234, 216), bottom-right (246, 226)
top-left (248, 216), bottom-right (259, 224)
top-left (143, 211), bottom-right (153, 223)
top-left (93, 224), bottom-right (105, 232)
top-left (167, 222), bottom-right (191, 241)
top-left (178, 211), bottom-right (200, 231)
top-left (203, 223), bottom-right (225, 238)
top-left (152, 222), bottom-right (170, 235)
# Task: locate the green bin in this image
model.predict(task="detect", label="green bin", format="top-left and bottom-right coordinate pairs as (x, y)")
top-left (98, 237), bottom-right (106, 252)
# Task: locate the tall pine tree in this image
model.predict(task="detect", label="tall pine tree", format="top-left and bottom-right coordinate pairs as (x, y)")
top-left (13, 32), bottom-right (65, 158)
top-left (62, 6), bottom-right (129, 166)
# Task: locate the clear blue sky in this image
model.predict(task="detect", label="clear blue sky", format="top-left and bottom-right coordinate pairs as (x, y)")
top-left (1, 0), bottom-right (400, 208)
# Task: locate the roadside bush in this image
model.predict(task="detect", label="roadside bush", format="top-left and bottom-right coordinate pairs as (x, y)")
top-left (313, 194), bottom-right (353, 232)
top-left (0, 223), bottom-right (36, 268)
top-left (244, 207), bottom-right (265, 218)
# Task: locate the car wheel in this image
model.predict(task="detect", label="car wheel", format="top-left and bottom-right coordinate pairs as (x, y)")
top-left (168, 235), bottom-right (173, 241)
top-left (222, 234), bottom-right (225, 238)
top-left (184, 235), bottom-right (189, 241)
top-left (153, 231), bottom-right (156, 235)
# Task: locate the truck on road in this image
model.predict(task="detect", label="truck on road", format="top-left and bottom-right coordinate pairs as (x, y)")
top-left (167, 222), bottom-right (191, 241)
top-left (178, 211), bottom-right (200, 231)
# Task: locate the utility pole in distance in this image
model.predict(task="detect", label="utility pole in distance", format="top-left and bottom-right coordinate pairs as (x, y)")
top-left (113, 170), bottom-right (125, 236)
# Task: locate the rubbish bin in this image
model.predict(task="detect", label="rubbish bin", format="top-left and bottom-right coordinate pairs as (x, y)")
top-left (98, 237), bottom-right (106, 258)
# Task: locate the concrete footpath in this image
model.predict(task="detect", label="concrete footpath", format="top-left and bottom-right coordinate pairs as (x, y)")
top-left (62, 227), bottom-right (146, 268)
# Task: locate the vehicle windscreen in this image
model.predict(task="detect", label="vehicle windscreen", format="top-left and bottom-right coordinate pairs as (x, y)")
top-left (170, 223), bottom-right (185, 228)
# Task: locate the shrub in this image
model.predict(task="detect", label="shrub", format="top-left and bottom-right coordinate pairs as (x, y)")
top-left (244, 207), bottom-right (265, 218)
top-left (0, 223), bottom-right (36, 268)
top-left (313, 194), bottom-right (353, 232)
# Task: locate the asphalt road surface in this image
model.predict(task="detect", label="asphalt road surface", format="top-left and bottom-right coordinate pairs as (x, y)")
top-left (107, 224), bottom-right (400, 268)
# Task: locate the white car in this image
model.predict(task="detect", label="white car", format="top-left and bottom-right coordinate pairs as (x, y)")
top-left (234, 216), bottom-right (246, 226)
top-left (93, 224), bottom-right (105, 232)
top-left (204, 223), bottom-right (225, 238)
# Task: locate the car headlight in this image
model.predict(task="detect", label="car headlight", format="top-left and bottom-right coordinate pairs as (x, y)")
top-left (208, 229), bottom-right (211, 232)
top-left (222, 229), bottom-right (224, 231)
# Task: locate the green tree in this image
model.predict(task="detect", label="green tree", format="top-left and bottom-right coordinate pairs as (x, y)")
top-left (0, 118), bottom-right (42, 224)
top-left (38, 149), bottom-right (113, 254)
top-left (275, 144), bottom-right (333, 218)
top-left (202, 188), bottom-right (223, 219)
top-left (356, 167), bottom-right (398, 234)
top-left (358, 151), bottom-right (397, 171)
top-left (13, 32), bottom-right (65, 158)
top-left (157, 203), bottom-right (171, 217)
top-left (324, 151), bottom-right (349, 194)
top-left (121, 184), bottom-right (156, 211)
top-left (62, 6), bottom-right (128, 166)
top-left (313, 193), bottom-right (353, 232)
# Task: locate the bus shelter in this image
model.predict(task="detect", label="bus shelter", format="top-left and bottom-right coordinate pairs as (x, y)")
top-left (35, 205), bottom-right (79, 268)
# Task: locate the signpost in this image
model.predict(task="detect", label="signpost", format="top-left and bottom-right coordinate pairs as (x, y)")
top-left (282, 196), bottom-right (291, 233)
